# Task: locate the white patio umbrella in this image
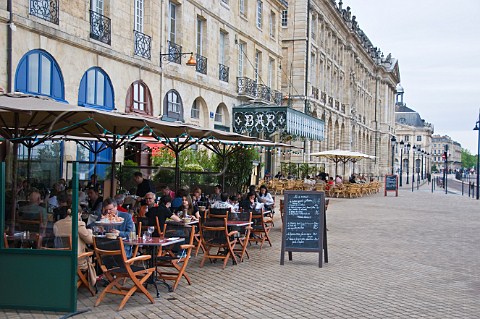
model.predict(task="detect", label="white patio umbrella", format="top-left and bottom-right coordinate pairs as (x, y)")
top-left (310, 149), bottom-right (375, 176)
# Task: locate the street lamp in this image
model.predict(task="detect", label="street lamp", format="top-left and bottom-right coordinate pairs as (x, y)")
top-left (417, 148), bottom-right (421, 189)
top-left (399, 140), bottom-right (404, 186)
top-left (406, 143), bottom-right (411, 184)
top-left (412, 145), bottom-right (416, 192)
top-left (391, 136), bottom-right (397, 175)
top-left (421, 150), bottom-right (425, 180)
top-left (474, 111), bottom-right (480, 200)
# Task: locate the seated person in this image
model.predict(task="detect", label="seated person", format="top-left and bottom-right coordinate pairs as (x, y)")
top-left (258, 185), bottom-right (274, 211)
top-left (239, 191), bottom-right (258, 212)
top-left (87, 186), bottom-right (103, 221)
top-left (18, 191), bottom-right (47, 231)
top-left (101, 198), bottom-right (135, 258)
top-left (137, 192), bottom-right (157, 217)
top-left (53, 208), bottom-right (93, 270)
top-left (53, 191), bottom-right (69, 222)
top-left (161, 185), bottom-right (176, 201)
top-left (325, 177), bottom-right (335, 190)
top-left (228, 194), bottom-right (240, 212)
top-left (209, 184), bottom-right (223, 202)
top-left (146, 195), bottom-right (181, 237)
top-left (114, 193), bottom-right (128, 213)
top-left (211, 192), bottom-right (233, 210)
top-left (349, 174), bottom-right (357, 183)
top-left (174, 194), bottom-right (195, 219)
top-left (171, 188), bottom-right (188, 212)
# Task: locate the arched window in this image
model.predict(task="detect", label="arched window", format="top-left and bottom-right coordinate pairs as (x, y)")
top-left (162, 89), bottom-right (183, 121)
top-left (15, 49), bottom-right (65, 101)
top-left (125, 80), bottom-right (153, 115)
top-left (191, 99), bottom-right (200, 119)
top-left (214, 105), bottom-right (223, 123)
top-left (78, 67), bottom-right (114, 110)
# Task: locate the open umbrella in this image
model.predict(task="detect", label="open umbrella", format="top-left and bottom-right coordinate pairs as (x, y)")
top-left (310, 149), bottom-right (374, 176)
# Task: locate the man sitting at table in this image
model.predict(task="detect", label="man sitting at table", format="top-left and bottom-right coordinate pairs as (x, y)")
top-left (146, 195), bottom-right (181, 237)
top-left (211, 192), bottom-right (233, 210)
top-left (53, 208), bottom-right (94, 270)
top-left (138, 192), bottom-right (158, 217)
top-left (101, 198), bottom-right (135, 258)
top-left (87, 186), bottom-right (103, 220)
top-left (209, 184), bottom-right (222, 202)
top-left (18, 191), bottom-right (47, 232)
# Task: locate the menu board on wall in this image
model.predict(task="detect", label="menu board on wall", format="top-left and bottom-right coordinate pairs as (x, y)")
top-left (280, 191), bottom-right (325, 268)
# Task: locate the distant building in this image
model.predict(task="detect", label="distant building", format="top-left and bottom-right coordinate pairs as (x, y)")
top-left (394, 85), bottom-right (434, 177)
top-left (431, 135), bottom-right (462, 172)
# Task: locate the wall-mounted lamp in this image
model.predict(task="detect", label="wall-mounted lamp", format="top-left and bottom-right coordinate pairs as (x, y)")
top-left (160, 51), bottom-right (196, 67)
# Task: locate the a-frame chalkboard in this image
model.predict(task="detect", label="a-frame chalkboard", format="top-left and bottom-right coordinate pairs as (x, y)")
top-left (280, 191), bottom-right (326, 268)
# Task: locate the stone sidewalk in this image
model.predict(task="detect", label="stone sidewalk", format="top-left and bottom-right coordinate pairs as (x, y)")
top-left (2, 183), bottom-right (480, 318)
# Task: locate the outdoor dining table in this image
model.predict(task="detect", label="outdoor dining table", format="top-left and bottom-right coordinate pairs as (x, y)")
top-left (122, 236), bottom-right (184, 297)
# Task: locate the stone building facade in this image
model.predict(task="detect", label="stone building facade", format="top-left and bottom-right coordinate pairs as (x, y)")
top-left (0, 0), bottom-right (287, 184)
top-left (394, 86), bottom-right (434, 177)
top-left (1, 0), bottom-right (400, 185)
top-left (431, 135), bottom-right (462, 172)
top-left (280, 0), bottom-right (400, 178)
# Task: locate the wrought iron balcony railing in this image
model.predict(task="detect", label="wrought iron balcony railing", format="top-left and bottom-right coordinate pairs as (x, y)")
top-left (311, 86), bottom-right (319, 100)
top-left (273, 90), bottom-right (282, 105)
top-left (196, 54), bottom-right (207, 75)
top-left (237, 77), bottom-right (282, 105)
top-left (30, 0), bottom-right (59, 24)
top-left (219, 64), bottom-right (229, 82)
top-left (134, 30), bottom-right (151, 59)
top-left (90, 10), bottom-right (111, 45)
top-left (167, 41), bottom-right (182, 64)
top-left (320, 91), bottom-right (326, 103)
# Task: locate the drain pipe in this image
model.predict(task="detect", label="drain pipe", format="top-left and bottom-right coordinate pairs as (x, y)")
top-left (7, 0), bottom-right (13, 93)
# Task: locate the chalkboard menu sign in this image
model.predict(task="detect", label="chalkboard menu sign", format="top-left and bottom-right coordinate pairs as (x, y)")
top-left (384, 174), bottom-right (398, 196)
top-left (280, 191), bottom-right (325, 267)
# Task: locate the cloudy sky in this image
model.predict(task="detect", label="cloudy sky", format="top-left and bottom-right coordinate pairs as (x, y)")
top-left (345, 0), bottom-right (480, 153)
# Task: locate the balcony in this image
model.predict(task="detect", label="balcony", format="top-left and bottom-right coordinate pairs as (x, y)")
top-left (237, 77), bottom-right (282, 105)
top-left (219, 63), bottom-right (229, 82)
top-left (90, 10), bottom-right (111, 45)
top-left (167, 41), bottom-right (182, 64)
top-left (30, 0), bottom-right (59, 24)
top-left (320, 92), bottom-right (326, 103)
top-left (311, 86), bottom-right (319, 100)
top-left (196, 54), bottom-right (207, 75)
top-left (134, 30), bottom-right (151, 60)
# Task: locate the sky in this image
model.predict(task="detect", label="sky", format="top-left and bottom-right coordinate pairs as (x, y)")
top-left (345, 0), bottom-right (480, 153)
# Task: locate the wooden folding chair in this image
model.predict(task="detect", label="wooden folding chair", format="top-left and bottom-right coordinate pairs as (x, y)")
top-left (3, 232), bottom-right (9, 248)
top-left (93, 237), bottom-right (155, 311)
top-left (77, 251), bottom-right (96, 296)
top-left (200, 216), bottom-right (238, 269)
top-left (229, 211), bottom-right (252, 262)
top-left (156, 225), bottom-right (196, 292)
top-left (249, 209), bottom-right (272, 249)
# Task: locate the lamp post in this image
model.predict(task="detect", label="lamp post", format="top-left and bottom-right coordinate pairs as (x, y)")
top-left (421, 150), bottom-right (425, 180)
top-left (417, 148), bottom-right (421, 190)
top-left (391, 136), bottom-right (397, 175)
top-left (474, 111), bottom-right (480, 200)
top-left (406, 143), bottom-right (411, 184)
top-left (412, 145), bottom-right (416, 192)
top-left (399, 140), bottom-right (404, 186)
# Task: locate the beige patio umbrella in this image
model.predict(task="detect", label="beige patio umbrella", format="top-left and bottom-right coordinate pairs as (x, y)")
top-left (310, 149), bottom-right (375, 176)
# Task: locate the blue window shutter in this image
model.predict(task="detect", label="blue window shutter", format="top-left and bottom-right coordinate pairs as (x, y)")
top-left (104, 75), bottom-right (114, 110)
top-left (14, 55), bottom-right (28, 93)
top-left (51, 62), bottom-right (65, 101)
top-left (78, 75), bottom-right (87, 106)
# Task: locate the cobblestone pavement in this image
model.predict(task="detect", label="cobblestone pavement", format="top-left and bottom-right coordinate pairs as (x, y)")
top-left (2, 183), bottom-right (480, 318)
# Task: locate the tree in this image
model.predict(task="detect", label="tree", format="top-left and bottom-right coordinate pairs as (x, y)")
top-left (213, 148), bottom-right (260, 193)
top-left (461, 149), bottom-right (476, 169)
